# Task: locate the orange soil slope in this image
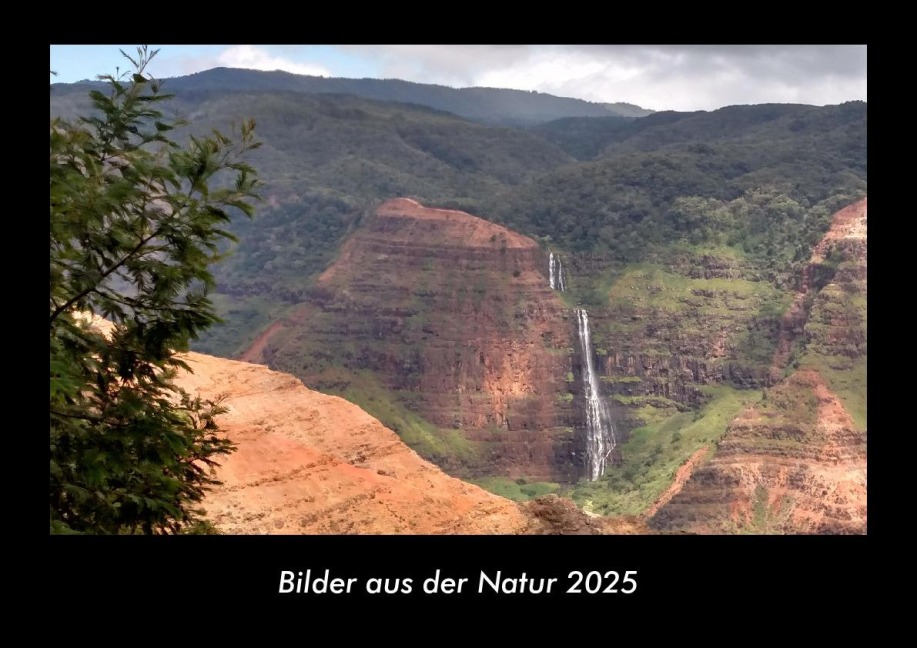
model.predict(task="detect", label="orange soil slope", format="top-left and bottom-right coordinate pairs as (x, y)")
top-left (176, 352), bottom-right (530, 534)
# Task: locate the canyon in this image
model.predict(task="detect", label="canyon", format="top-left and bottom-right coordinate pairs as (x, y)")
top-left (233, 196), bottom-right (867, 534)
top-left (240, 198), bottom-right (583, 482)
top-left (51, 72), bottom-right (867, 534)
top-left (173, 349), bottom-right (642, 535)
top-left (83, 195), bottom-right (866, 535)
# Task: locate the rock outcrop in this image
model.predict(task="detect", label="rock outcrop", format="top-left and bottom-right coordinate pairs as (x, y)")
top-left (240, 198), bottom-right (579, 481)
top-left (79, 312), bottom-right (640, 534)
top-left (648, 371), bottom-right (866, 534)
top-left (649, 199), bottom-right (867, 534)
top-left (174, 351), bottom-right (622, 534)
top-left (770, 197), bottom-right (867, 381)
top-left (176, 351), bottom-right (531, 534)
top-left (593, 243), bottom-right (790, 436)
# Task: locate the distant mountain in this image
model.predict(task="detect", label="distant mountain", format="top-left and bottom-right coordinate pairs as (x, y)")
top-left (53, 84), bottom-right (584, 339)
top-left (490, 100), bottom-right (867, 260)
top-left (531, 101), bottom-right (866, 162)
top-left (51, 67), bottom-right (653, 126)
top-left (600, 102), bottom-right (654, 118)
top-left (591, 102), bottom-right (867, 159)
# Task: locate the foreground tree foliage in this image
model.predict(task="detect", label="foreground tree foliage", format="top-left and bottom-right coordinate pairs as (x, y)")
top-left (50, 47), bottom-right (261, 534)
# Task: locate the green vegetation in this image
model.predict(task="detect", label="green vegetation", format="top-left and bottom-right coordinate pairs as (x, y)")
top-left (797, 276), bottom-right (867, 430)
top-left (319, 368), bottom-right (480, 465)
top-left (738, 484), bottom-right (794, 534)
top-left (607, 263), bottom-right (786, 315)
top-left (612, 395), bottom-right (684, 425)
top-left (52, 68), bottom-right (639, 127)
top-left (486, 104), bottom-right (866, 298)
top-left (599, 250), bottom-right (793, 395)
top-left (193, 293), bottom-right (293, 358)
top-left (53, 76), bottom-right (866, 362)
top-left (50, 47), bottom-right (261, 534)
top-left (802, 354), bottom-right (866, 431)
top-left (173, 93), bottom-right (860, 369)
top-left (527, 115), bottom-right (636, 159)
top-left (471, 476), bottom-right (562, 502)
top-left (570, 386), bottom-right (754, 516)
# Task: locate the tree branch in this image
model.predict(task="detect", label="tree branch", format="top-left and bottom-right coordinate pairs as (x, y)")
top-left (50, 227), bottom-right (163, 325)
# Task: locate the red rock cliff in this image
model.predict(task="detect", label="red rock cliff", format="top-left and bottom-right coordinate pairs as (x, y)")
top-left (174, 350), bottom-right (624, 534)
top-left (241, 198), bottom-right (579, 481)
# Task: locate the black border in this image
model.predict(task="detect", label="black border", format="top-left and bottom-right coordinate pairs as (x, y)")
top-left (48, 534), bottom-right (871, 617)
top-left (46, 38), bottom-right (875, 620)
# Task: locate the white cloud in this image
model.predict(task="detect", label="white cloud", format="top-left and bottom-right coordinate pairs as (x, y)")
top-left (149, 44), bottom-right (865, 112)
top-left (216, 45), bottom-right (330, 77)
top-left (330, 45), bottom-right (866, 112)
top-left (473, 49), bottom-right (644, 102)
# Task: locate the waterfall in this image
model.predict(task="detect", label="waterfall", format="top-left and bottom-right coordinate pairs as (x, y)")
top-left (549, 252), bottom-right (567, 292)
top-left (575, 309), bottom-right (616, 481)
top-left (549, 253), bottom-right (557, 290)
top-left (548, 251), bottom-right (614, 481)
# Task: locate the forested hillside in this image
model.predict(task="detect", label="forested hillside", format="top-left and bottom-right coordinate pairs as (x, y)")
top-left (50, 67), bottom-right (652, 126)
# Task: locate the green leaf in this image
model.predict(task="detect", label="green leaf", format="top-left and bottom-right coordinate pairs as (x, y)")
top-left (50, 45), bottom-right (260, 535)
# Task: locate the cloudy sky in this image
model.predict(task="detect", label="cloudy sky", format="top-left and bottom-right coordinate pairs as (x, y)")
top-left (49, 45), bottom-right (866, 112)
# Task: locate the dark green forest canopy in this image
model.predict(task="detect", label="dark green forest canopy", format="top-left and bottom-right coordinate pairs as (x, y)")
top-left (51, 72), bottom-right (866, 356)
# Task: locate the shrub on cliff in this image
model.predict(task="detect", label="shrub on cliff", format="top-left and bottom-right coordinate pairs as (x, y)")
top-left (50, 47), bottom-right (261, 534)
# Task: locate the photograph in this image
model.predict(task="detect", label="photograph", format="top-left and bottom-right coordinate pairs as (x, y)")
top-left (50, 44), bottom-right (867, 542)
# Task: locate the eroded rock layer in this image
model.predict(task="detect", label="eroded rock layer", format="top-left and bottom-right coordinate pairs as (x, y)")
top-left (177, 352), bottom-right (532, 534)
top-left (649, 199), bottom-right (867, 534)
top-left (241, 198), bottom-right (579, 480)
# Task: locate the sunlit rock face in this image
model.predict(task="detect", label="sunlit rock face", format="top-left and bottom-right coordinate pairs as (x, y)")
top-left (240, 198), bottom-right (580, 481)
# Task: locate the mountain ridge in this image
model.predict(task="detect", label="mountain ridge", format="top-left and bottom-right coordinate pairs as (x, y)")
top-left (51, 66), bottom-right (654, 126)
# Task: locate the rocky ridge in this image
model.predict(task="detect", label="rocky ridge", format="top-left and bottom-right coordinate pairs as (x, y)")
top-left (648, 199), bottom-right (867, 533)
top-left (177, 351), bottom-right (528, 534)
top-left (240, 198), bottom-right (581, 481)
